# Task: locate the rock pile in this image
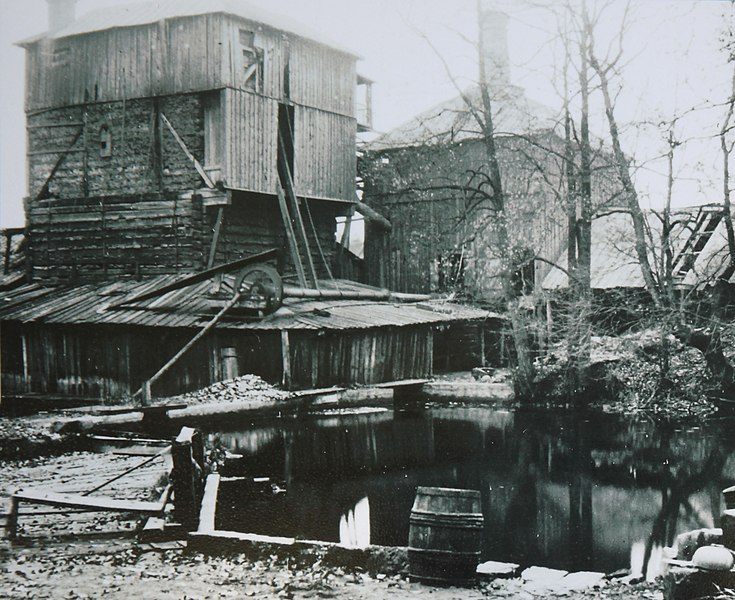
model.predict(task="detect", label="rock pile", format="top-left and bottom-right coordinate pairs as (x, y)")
top-left (170, 374), bottom-right (290, 405)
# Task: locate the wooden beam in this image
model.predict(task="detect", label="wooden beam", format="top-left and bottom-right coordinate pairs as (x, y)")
top-left (276, 184), bottom-right (307, 287)
top-left (355, 201), bottom-right (391, 231)
top-left (139, 291), bottom-right (243, 404)
top-left (109, 249), bottom-right (279, 309)
top-left (160, 112), bottom-right (215, 189)
top-left (207, 207), bottom-right (225, 269)
top-left (171, 427), bottom-right (204, 531)
top-left (197, 474), bottom-right (220, 533)
top-left (6, 488), bottom-right (168, 538)
top-left (278, 135), bottom-right (319, 288)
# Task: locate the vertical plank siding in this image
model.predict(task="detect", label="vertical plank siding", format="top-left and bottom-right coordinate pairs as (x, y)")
top-left (289, 326), bottom-right (433, 390)
top-left (25, 15), bottom-right (229, 111)
top-left (25, 14), bottom-right (355, 117)
top-left (222, 88), bottom-right (277, 194)
top-left (0, 323), bottom-right (283, 401)
top-left (288, 37), bottom-right (355, 116)
top-left (294, 106), bottom-right (356, 202)
top-left (1, 322), bottom-right (445, 398)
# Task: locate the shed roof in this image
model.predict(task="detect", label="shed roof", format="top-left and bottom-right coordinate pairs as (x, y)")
top-left (20, 0), bottom-right (359, 57)
top-left (0, 276), bottom-right (493, 331)
top-left (367, 84), bottom-right (560, 151)
top-left (541, 206), bottom-right (732, 291)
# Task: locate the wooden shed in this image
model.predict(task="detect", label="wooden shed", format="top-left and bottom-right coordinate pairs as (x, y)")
top-left (0, 276), bottom-right (498, 400)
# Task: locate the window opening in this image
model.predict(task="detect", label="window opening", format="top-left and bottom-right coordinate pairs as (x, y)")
top-left (239, 29), bottom-right (264, 91)
top-left (52, 46), bottom-right (71, 67)
top-left (99, 124), bottom-right (112, 158)
top-left (277, 103), bottom-right (295, 187)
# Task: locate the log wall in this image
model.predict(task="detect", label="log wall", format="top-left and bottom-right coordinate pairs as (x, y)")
top-left (27, 94), bottom-right (204, 202)
top-left (26, 193), bottom-right (205, 282)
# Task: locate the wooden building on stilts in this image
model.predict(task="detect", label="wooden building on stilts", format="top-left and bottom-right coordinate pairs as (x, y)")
top-left (1, 0), bottom-right (500, 405)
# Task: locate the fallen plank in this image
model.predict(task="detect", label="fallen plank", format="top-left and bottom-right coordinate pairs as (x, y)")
top-left (12, 489), bottom-right (167, 514)
top-left (372, 379), bottom-right (430, 389)
top-left (197, 474), bottom-right (220, 533)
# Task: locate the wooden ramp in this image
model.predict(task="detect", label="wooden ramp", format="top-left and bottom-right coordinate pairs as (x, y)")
top-left (6, 487), bottom-right (170, 539)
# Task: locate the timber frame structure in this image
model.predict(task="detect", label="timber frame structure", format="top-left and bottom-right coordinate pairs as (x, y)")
top-left (0, 1), bottom-right (504, 404)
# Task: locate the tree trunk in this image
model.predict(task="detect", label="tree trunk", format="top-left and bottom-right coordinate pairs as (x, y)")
top-left (587, 44), bottom-right (662, 308)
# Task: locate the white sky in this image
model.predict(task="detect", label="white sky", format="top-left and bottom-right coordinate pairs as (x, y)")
top-left (0, 0), bottom-right (733, 228)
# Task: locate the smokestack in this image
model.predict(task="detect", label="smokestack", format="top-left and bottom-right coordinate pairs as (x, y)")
top-left (478, 4), bottom-right (511, 89)
top-left (46, 0), bottom-right (77, 33)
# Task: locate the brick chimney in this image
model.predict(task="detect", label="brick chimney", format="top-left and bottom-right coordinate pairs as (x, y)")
top-left (46, 0), bottom-right (76, 33)
top-left (478, 3), bottom-right (511, 89)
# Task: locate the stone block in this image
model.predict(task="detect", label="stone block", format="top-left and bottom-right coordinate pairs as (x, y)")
top-left (476, 560), bottom-right (520, 579)
top-left (664, 565), bottom-right (735, 600)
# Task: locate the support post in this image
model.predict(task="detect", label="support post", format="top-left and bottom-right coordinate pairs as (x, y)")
top-left (171, 427), bottom-right (204, 531)
top-left (207, 207), bottom-right (225, 269)
top-left (6, 496), bottom-right (19, 539)
top-left (281, 330), bottom-right (291, 389)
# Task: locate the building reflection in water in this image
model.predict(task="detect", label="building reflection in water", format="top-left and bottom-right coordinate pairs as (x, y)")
top-left (210, 405), bottom-right (735, 574)
top-left (340, 496), bottom-right (370, 548)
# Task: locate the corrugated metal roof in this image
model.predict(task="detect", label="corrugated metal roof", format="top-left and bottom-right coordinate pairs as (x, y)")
top-left (21, 0), bottom-right (358, 57)
top-left (367, 84), bottom-right (560, 150)
top-left (0, 276), bottom-right (492, 331)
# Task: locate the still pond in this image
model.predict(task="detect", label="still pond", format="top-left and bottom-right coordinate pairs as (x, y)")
top-left (206, 404), bottom-right (735, 576)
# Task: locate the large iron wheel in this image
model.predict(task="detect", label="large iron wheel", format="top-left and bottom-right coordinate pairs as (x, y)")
top-left (234, 264), bottom-right (283, 314)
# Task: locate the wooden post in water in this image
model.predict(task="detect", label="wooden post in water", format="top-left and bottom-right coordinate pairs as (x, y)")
top-left (172, 427), bottom-right (205, 531)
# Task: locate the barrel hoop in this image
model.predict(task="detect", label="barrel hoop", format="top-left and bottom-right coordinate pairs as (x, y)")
top-left (408, 547), bottom-right (481, 558)
top-left (409, 511), bottom-right (484, 529)
top-left (415, 486), bottom-right (481, 499)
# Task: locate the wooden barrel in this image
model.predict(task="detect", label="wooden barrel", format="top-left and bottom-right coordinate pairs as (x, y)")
top-left (408, 486), bottom-right (484, 586)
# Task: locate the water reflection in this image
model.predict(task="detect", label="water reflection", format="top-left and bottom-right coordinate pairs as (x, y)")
top-left (209, 406), bottom-right (735, 574)
top-left (339, 496), bottom-right (370, 548)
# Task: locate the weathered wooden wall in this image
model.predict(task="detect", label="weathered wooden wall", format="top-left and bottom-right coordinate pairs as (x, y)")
top-left (0, 322), bottom-right (284, 401)
top-left (289, 326), bottom-right (433, 389)
top-left (24, 14), bottom-right (356, 115)
top-left (27, 94), bottom-right (204, 202)
top-left (360, 135), bottom-right (619, 299)
top-left (1, 320), bottom-right (445, 400)
top-left (294, 106), bottom-right (356, 201)
top-left (24, 11), bottom-right (358, 200)
top-left (209, 194), bottom-right (343, 280)
top-left (27, 193), bottom-right (205, 282)
top-left (220, 89), bottom-right (277, 194)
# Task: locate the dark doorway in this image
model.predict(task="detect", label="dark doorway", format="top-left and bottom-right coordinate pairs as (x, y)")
top-left (277, 103), bottom-right (295, 187)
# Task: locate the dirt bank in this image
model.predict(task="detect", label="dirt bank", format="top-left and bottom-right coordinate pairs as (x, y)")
top-left (1, 535), bottom-right (665, 599)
